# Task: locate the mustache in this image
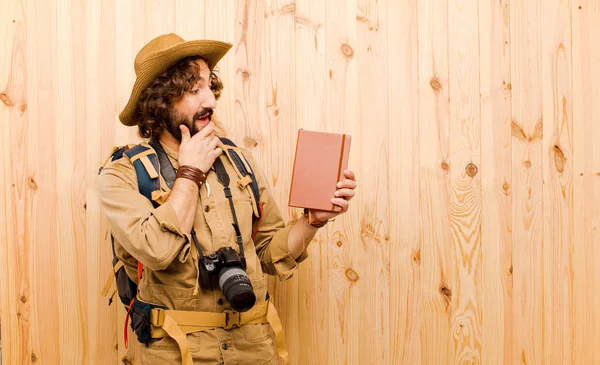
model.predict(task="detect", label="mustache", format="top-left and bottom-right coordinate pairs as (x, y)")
top-left (194, 108), bottom-right (213, 121)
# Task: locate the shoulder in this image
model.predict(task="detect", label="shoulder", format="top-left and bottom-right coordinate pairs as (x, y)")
top-left (98, 142), bottom-right (149, 191)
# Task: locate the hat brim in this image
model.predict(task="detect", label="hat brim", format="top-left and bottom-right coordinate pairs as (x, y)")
top-left (119, 40), bottom-right (232, 126)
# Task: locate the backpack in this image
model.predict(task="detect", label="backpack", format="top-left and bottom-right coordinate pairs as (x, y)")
top-left (99, 138), bottom-right (263, 311)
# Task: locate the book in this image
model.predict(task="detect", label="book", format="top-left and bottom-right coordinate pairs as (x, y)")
top-left (288, 129), bottom-right (352, 212)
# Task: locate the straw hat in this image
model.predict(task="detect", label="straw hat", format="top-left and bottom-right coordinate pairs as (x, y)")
top-left (119, 33), bottom-right (232, 126)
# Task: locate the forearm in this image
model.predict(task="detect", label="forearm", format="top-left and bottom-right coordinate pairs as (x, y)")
top-left (287, 216), bottom-right (319, 259)
top-left (166, 178), bottom-right (199, 233)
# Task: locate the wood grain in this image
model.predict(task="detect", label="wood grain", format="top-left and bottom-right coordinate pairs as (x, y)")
top-left (418, 0), bottom-right (455, 364)
top-left (541, 1), bottom-right (574, 364)
top-left (572, 2), bottom-right (600, 364)
top-left (448, 0), bottom-right (483, 363)
top-left (1, 1), bottom-right (30, 364)
top-left (479, 0), bottom-right (513, 364)
top-left (355, 0), bottom-right (390, 363)
top-left (387, 0), bottom-right (421, 364)
top-left (511, 0), bottom-right (544, 364)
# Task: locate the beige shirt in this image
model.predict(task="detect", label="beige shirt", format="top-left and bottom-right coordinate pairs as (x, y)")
top-left (98, 141), bottom-right (308, 365)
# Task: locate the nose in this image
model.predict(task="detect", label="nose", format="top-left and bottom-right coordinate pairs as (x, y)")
top-left (200, 87), bottom-right (217, 110)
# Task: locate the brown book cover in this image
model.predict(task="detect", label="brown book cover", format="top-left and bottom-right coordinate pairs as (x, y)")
top-left (288, 129), bottom-right (351, 211)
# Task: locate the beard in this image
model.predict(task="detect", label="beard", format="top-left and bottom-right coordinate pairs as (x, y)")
top-left (164, 108), bottom-right (213, 141)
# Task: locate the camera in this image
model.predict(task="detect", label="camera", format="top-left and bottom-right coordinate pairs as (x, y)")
top-left (199, 247), bottom-right (256, 312)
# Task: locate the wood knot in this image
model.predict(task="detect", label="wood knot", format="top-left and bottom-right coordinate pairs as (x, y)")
top-left (430, 76), bottom-right (442, 93)
top-left (441, 160), bottom-right (449, 171)
top-left (523, 160), bottom-right (532, 169)
top-left (345, 268), bottom-right (359, 282)
top-left (267, 105), bottom-right (280, 119)
top-left (0, 92), bottom-right (13, 106)
top-left (341, 44), bottom-right (354, 58)
top-left (243, 136), bottom-right (258, 148)
top-left (83, 203), bottom-right (87, 211)
top-left (596, 172), bottom-right (600, 177)
top-left (336, 241), bottom-right (343, 247)
top-left (440, 286), bottom-right (452, 298)
top-left (465, 163), bottom-right (478, 177)
top-left (384, 235), bottom-right (390, 241)
top-left (505, 82), bottom-right (512, 91)
top-left (31, 353), bottom-right (37, 362)
top-left (242, 71), bottom-right (250, 80)
top-left (20, 102), bottom-right (27, 113)
top-left (553, 145), bottom-right (566, 173)
top-left (413, 249), bottom-right (421, 264)
top-left (508, 265), bottom-right (513, 276)
top-left (28, 176), bottom-right (38, 190)
top-left (502, 181), bottom-right (510, 193)
top-left (20, 295), bottom-right (27, 303)
top-left (329, 69), bottom-right (333, 79)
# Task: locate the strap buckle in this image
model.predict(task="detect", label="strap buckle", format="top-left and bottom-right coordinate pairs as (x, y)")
top-left (224, 310), bottom-right (241, 329)
top-left (151, 308), bottom-right (166, 327)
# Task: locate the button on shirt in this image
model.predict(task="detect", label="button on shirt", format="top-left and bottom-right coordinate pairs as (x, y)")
top-left (97, 141), bottom-right (308, 365)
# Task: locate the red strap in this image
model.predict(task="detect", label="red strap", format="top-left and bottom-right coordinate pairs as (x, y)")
top-left (125, 262), bottom-right (143, 349)
top-left (137, 261), bottom-right (143, 282)
top-left (252, 203), bottom-right (264, 240)
top-left (124, 298), bottom-right (135, 349)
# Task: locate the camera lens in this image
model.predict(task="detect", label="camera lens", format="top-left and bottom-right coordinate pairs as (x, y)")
top-left (218, 267), bottom-right (256, 312)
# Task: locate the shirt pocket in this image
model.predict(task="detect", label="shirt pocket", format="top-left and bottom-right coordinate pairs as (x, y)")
top-left (212, 195), bottom-right (254, 248)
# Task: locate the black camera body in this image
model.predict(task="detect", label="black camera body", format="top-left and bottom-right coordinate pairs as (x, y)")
top-left (201, 246), bottom-right (247, 274)
top-left (199, 247), bottom-right (256, 312)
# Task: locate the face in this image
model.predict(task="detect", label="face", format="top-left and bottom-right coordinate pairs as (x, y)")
top-left (165, 59), bottom-right (216, 141)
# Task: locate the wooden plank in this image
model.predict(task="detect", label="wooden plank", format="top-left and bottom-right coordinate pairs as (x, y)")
top-left (510, 0), bottom-right (544, 364)
top-left (478, 0), bottom-right (513, 364)
top-left (572, 2), bottom-right (600, 364)
top-left (24, 0), bottom-right (61, 363)
top-left (541, 1), bottom-right (574, 364)
top-left (203, 0), bottom-right (236, 138)
top-left (386, 0), bottom-right (421, 363)
top-left (174, 0), bottom-right (205, 41)
top-left (355, 0), bottom-right (390, 364)
top-left (233, 0), bottom-right (266, 152)
top-left (0, 1), bottom-right (30, 364)
top-left (325, 0), bottom-right (360, 363)
top-left (417, 0), bottom-right (455, 363)
top-left (294, 0), bottom-right (328, 364)
top-left (262, 1), bottom-right (299, 364)
top-left (54, 0), bottom-right (88, 362)
top-left (447, 0), bottom-right (483, 362)
top-left (85, 0), bottom-right (118, 363)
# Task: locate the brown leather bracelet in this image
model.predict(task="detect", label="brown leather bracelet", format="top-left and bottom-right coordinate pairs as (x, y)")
top-left (176, 165), bottom-right (207, 188)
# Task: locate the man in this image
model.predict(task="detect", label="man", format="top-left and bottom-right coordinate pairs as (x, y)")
top-left (98, 33), bottom-right (357, 365)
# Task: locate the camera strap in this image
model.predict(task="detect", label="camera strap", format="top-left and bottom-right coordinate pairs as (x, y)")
top-left (213, 157), bottom-right (246, 264)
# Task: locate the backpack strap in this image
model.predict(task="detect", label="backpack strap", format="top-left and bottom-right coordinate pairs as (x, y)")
top-left (123, 145), bottom-right (161, 207)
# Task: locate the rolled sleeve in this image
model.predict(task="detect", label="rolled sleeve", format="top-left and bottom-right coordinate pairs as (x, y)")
top-left (98, 160), bottom-right (191, 271)
top-left (244, 152), bottom-right (309, 281)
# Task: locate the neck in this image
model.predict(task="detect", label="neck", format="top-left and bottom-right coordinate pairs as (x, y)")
top-left (158, 130), bottom-right (180, 152)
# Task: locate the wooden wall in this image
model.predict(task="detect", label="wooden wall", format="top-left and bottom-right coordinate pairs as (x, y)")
top-left (1, 0), bottom-right (599, 364)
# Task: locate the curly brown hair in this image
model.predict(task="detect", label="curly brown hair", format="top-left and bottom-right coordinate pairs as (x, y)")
top-left (133, 56), bottom-right (224, 140)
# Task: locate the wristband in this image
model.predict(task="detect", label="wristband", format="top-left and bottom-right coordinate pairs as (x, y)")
top-left (176, 165), bottom-right (207, 188)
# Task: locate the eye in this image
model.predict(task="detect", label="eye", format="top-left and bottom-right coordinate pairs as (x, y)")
top-left (190, 88), bottom-right (199, 94)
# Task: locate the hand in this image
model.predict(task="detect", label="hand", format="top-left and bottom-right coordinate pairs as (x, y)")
top-left (178, 121), bottom-right (223, 173)
top-left (310, 170), bottom-right (357, 223)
